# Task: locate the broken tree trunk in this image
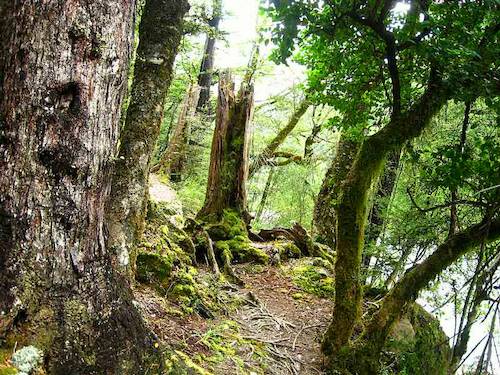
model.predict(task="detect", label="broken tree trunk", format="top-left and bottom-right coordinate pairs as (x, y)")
top-left (0, 1), bottom-right (153, 372)
top-left (249, 99), bottom-right (310, 177)
top-left (106, 0), bottom-right (189, 278)
top-left (196, 72), bottom-right (254, 222)
top-left (152, 84), bottom-right (201, 181)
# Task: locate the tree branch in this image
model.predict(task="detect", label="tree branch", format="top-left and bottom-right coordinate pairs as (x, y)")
top-left (406, 187), bottom-right (487, 213)
top-left (347, 11), bottom-right (401, 116)
top-left (364, 215), bottom-right (500, 350)
top-left (249, 99), bottom-right (310, 177)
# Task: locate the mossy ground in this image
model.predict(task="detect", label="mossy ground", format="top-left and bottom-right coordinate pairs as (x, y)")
top-left (0, 347), bottom-right (17, 375)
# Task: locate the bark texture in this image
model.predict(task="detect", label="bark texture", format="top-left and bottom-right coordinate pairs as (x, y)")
top-left (0, 1), bottom-right (152, 372)
top-left (107, 0), bottom-right (189, 277)
top-left (197, 72), bottom-right (254, 222)
top-left (249, 99), bottom-right (310, 177)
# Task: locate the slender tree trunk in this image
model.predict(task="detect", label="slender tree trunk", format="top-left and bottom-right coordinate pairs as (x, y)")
top-left (362, 149), bottom-right (401, 278)
top-left (249, 99), bottom-right (310, 177)
top-left (255, 167), bottom-right (276, 222)
top-left (196, 0), bottom-right (222, 113)
top-left (322, 73), bottom-right (448, 357)
top-left (197, 72), bottom-right (254, 222)
top-left (0, 1), bottom-right (153, 372)
top-left (152, 84), bottom-right (201, 180)
top-left (106, 0), bottom-right (189, 278)
top-left (451, 250), bottom-right (500, 370)
top-left (384, 245), bottom-right (412, 289)
top-left (304, 114), bottom-right (322, 159)
top-left (448, 101), bottom-right (472, 237)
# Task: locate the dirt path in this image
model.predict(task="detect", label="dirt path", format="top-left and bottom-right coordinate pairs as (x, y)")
top-left (233, 265), bottom-right (333, 374)
top-left (136, 259), bottom-right (333, 374)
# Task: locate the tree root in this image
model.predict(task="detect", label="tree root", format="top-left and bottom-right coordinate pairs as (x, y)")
top-left (187, 219), bottom-right (244, 286)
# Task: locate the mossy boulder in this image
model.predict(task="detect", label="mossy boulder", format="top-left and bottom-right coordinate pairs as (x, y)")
top-left (274, 241), bottom-right (301, 263)
top-left (214, 237), bottom-right (269, 265)
top-left (384, 303), bottom-right (451, 375)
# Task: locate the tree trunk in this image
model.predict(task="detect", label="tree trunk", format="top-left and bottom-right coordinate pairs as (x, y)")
top-left (0, 1), bottom-right (153, 372)
top-left (255, 167), bottom-right (276, 222)
top-left (304, 114), bottom-right (322, 159)
top-left (362, 149), bottom-right (401, 278)
top-left (249, 99), bottom-right (310, 177)
top-left (322, 72), bottom-right (448, 357)
top-left (152, 84), bottom-right (201, 181)
top-left (313, 133), bottom-right (360, 248)
top-left (106, 0), bottom-right (189, 278)
top-left (197, 72), bottom-right (254, 222)
top-left (196, 0), bottom-right (222, 113)
top-left (448, 101), bottom-right (472, 237)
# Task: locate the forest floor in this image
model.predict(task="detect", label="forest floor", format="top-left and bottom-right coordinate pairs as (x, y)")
top-left (134, 176), bottom-right (333, 374)
top-left (135, 255), bottom-right (333, 375)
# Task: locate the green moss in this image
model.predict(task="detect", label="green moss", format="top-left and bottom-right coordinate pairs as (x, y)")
top-left (389, 304), bottom-right (451, 375)
top-left (164, 350), bottom-right (213, 375)
top-left (0, 367), bottom-right (17, 375)
top-left (135, 251), bottom-right (173, 288)
top-left (290, 258), bottom-right (335, 298)
top-left (215, 237), bottom-right (269, 265)
top-left (311, 242), bottom-right (336, 264)
top-left (0, 347), bottom-right (17, 375)
top-left (206, 209), bottom-right (247, 240)
top-left (274, 241), bottom-right (301, 261)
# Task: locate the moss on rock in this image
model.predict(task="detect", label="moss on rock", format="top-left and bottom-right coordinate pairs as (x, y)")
top-left (274, 241), bottom-right (301, 262)
top-left (289, 258), bottom-right (335, 299)
top-left (386, 303), bottom-right (451, 375)
top-left (215, 238), bottom-right (269, 265)
top-left (136, 251), bottom-right (173, 289)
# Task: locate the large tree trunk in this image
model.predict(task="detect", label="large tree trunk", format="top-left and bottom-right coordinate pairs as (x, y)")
top-left (106, 0), bottom-right (189, 278)
top-left (196, 0), bottom-right (222, 113)
top-left (152, 84), bottom-right (201, 181)
top-left (197, 72), bottom-right (254, 222)
top-left (249, 99), bottom-right (310, 177)
top-left (0, 1), bottom-right (153, 373)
